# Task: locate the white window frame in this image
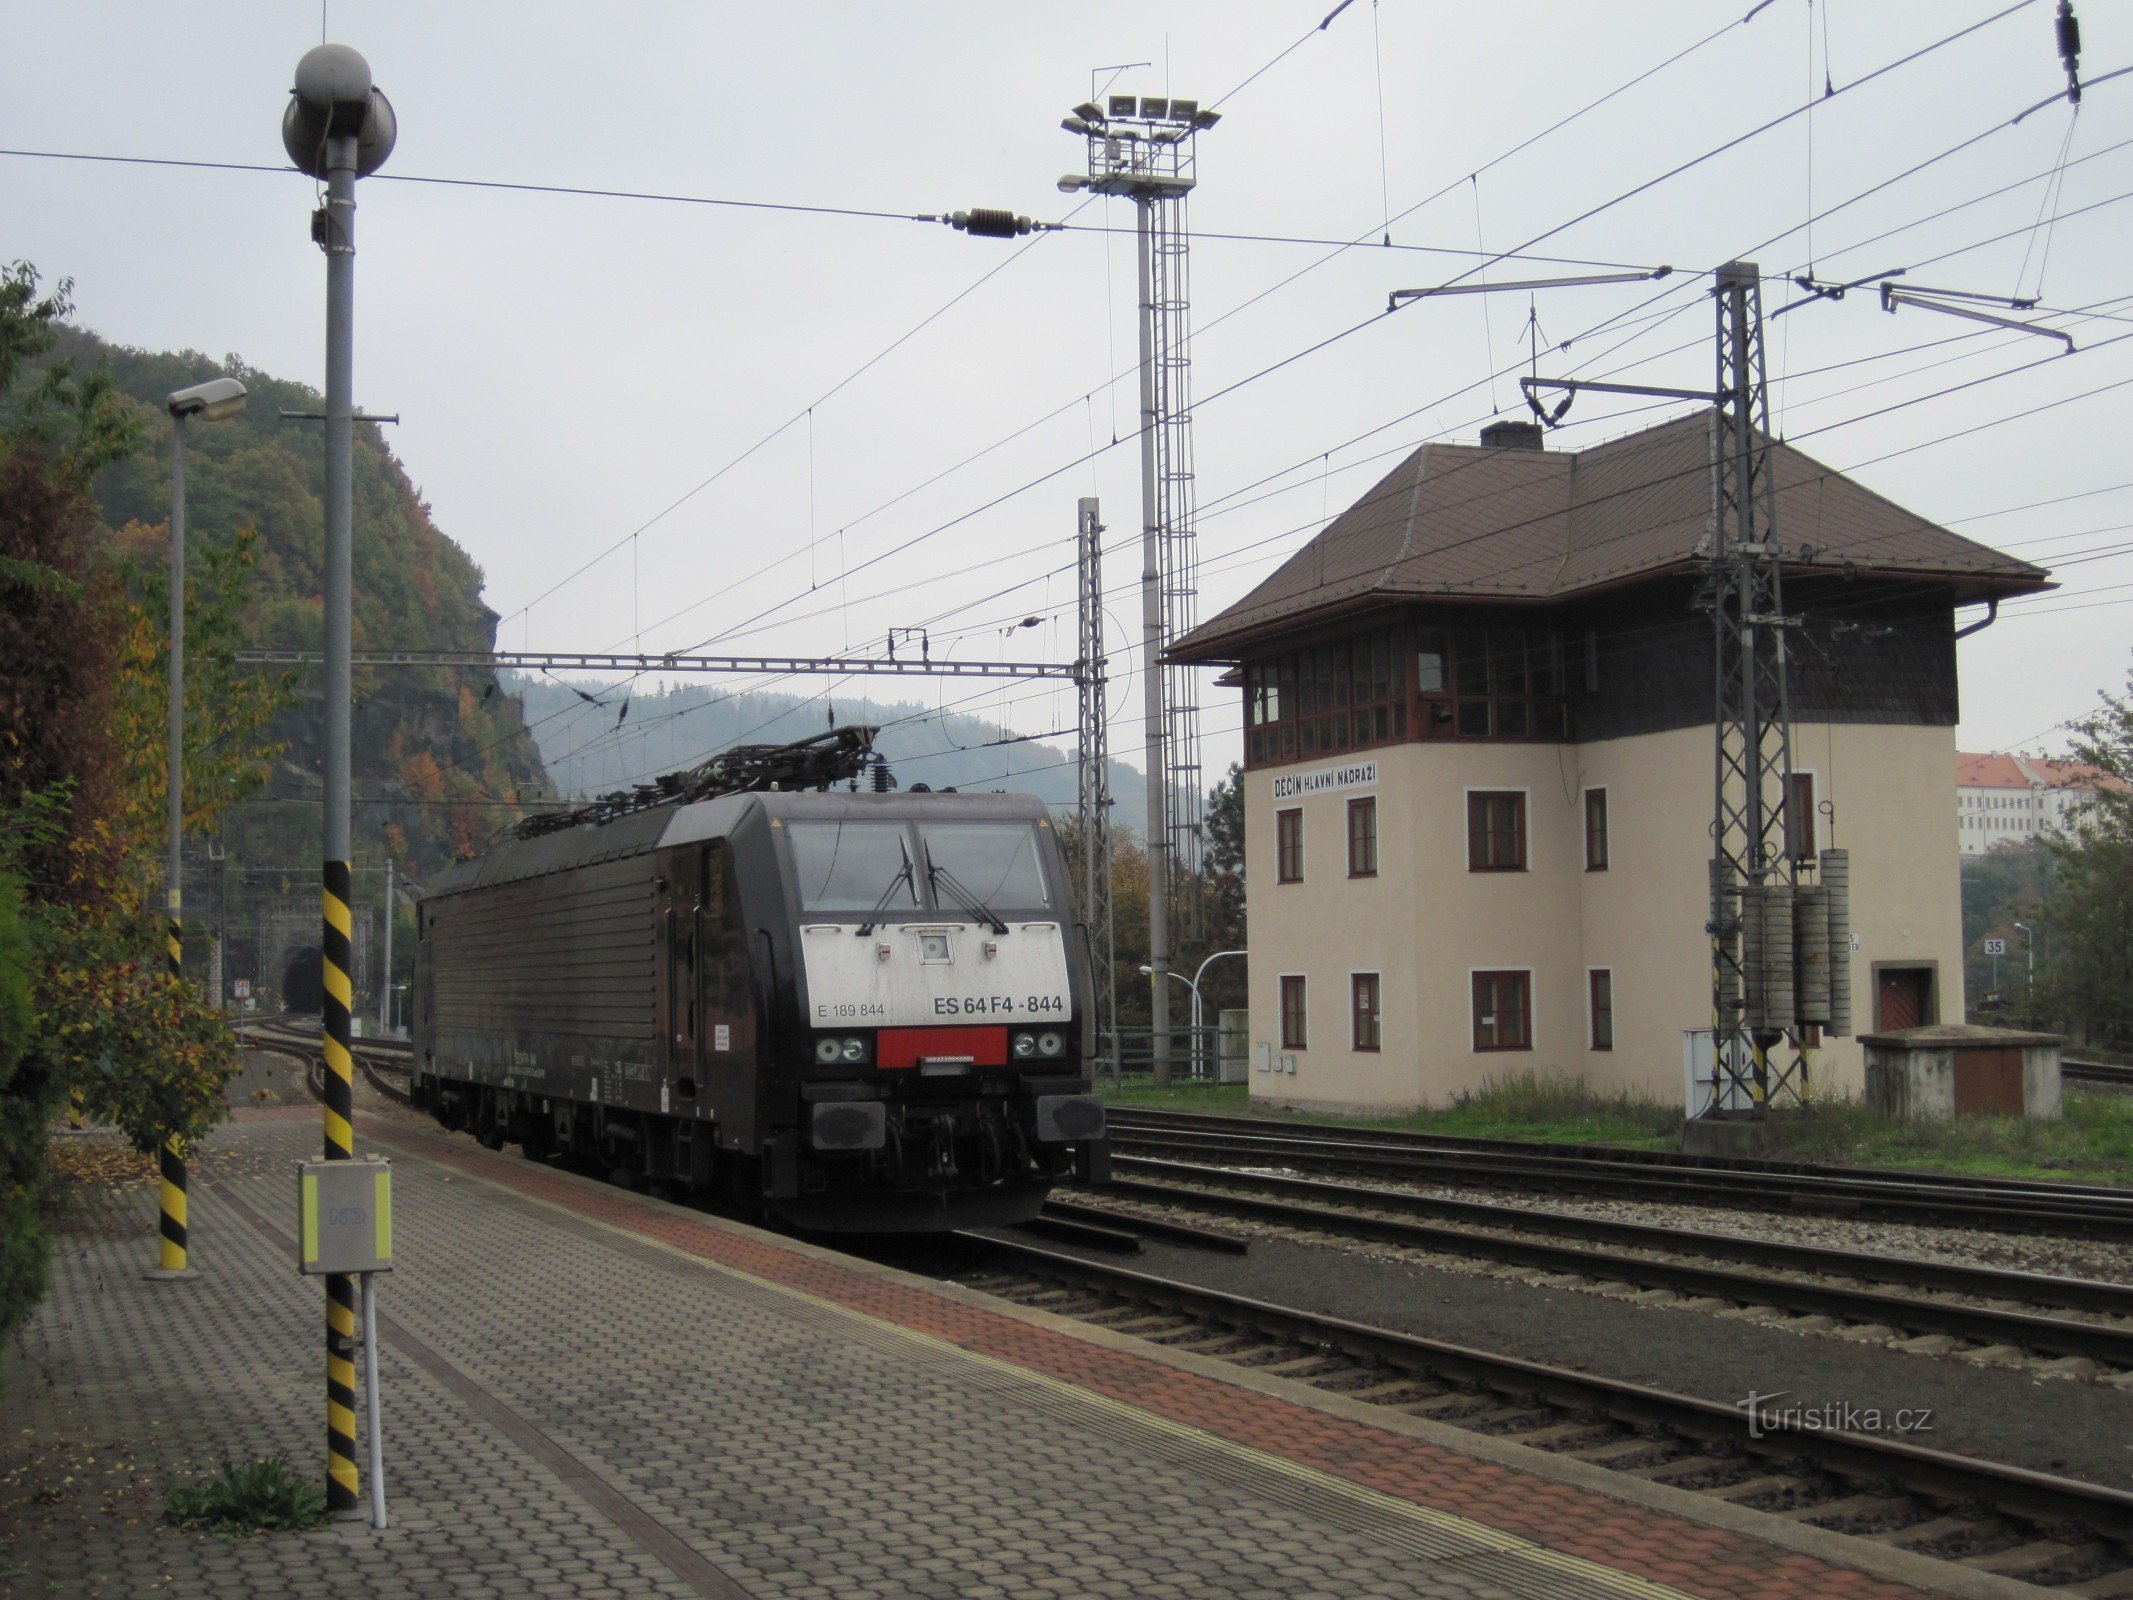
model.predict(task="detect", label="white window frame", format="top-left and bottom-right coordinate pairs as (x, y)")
top-left (1275, 806), bottom-right (1305, 884)
top-left (1585, 964), bottom-right (1615, 1052)
top-left (1347, 967), bottom-right (1383, 1052)
top-left (1462, 784), bottom-right (1533, 873)
top-left (1466, 964), bottom-right (1536, 1053)
top-left (1580, 784), bottom-right (1609, 872)
top-left (1277, 970), bottom-right (1309, 1052)
top-left (1345, 790), bottom-right (1379, 878)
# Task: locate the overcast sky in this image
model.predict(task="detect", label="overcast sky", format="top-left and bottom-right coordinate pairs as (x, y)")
top-left (6, 1), bottom-right (2129, 787)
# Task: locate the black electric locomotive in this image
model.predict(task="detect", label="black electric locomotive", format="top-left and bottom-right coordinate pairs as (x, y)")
top-left (410, 729), bottom-right (1107, 1231)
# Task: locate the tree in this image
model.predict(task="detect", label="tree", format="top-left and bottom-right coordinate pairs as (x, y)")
top-left (0, 263), bottom-right (245, 1352)
top-left (2036, 663), bottom-right (2133, 1050)
top-left (1958, 840), bottom-right (2053, 1012)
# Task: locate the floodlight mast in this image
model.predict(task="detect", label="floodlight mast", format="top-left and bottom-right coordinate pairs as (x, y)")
top-left (281, 38), bottom-right (395, 1523)
top-left (1062, 90), bottom-right (1216, 1087)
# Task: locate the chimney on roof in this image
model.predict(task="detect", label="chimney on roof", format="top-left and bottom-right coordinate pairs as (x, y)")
top-left (1479, 419), bottom-right (1545, 452)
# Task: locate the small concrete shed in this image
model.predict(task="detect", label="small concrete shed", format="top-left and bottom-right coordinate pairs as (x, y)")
top-left (1860, 1023), bottom-right (2064, 1121)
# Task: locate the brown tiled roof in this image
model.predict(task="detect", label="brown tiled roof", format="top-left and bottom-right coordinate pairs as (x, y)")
top-left (1172, 410), bottom-right (2050, 661)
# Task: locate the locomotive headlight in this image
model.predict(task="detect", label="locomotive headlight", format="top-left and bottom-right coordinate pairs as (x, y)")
top-left (839, 1036), bottom-right (870, 1064)
top-left (1036, 1031), bottom-right (1065, 1058)
top-left (1011, 1032), bottom-right (1038, 1059)
top-left (815, 1037), bottom-right (842, 1064)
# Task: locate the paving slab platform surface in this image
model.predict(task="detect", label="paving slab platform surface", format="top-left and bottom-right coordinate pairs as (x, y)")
top-left (2, 1109), bottom-right (2033, 1600)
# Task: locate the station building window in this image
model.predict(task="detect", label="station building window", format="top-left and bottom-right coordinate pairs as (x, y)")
top-left (1589, 968), bottom-right (1614, 1051)
top-left (1280, 974), bottom-right (1308, 1049)
top-left (1472, 970), bottom-right (1532, 1051)
top-left (1467, 791), bottom-right (1527, 872)
top-left (1417, 625), bottom-right (1568, 741)
top-left (1347, 797), bottom-right (1378, 877)
top-left (1243, 629), bottom-right (1407, 766)
top-left (1584, 788), bottom-right (1609, 871)
top-left (1276, 808), bottom-right (1304, 883)
top-left (1352, 972), bottom-right (1381, 1051)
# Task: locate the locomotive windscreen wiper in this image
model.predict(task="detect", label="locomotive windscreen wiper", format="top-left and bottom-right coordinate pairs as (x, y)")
top-left (855, 848), bottom-right (916, 937)
top-left (927, 863), bottom-right (1009, 935)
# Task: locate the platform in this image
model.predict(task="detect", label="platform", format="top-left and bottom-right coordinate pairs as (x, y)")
top-left (2, 1106), bottom-right (2016, 1600)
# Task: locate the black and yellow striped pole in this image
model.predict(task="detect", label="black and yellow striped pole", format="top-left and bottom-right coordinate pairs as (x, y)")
top-left (322, 858), bottom-right (361, 1512)
top-left (286, 41), bottom-right (395, 1516)
top-left (159, 912), bottom-right (192, 1275)
top-left (156, 1132), bottom-right (191, 1275)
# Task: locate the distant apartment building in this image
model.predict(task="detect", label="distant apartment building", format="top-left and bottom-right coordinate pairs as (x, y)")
top-left (1955, 751), bottom-right (2120, 856)
top-left (1171, 413), bottom-right (2049, 1112)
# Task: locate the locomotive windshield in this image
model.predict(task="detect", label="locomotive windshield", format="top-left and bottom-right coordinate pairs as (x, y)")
top-left (788, 822), bottom-right (919, 915)
top-left (919, 822), bottom-right (1052, 912)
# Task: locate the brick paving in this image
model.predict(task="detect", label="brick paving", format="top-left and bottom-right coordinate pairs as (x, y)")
top-left (1, 1112), bottom-right (1964, 1600)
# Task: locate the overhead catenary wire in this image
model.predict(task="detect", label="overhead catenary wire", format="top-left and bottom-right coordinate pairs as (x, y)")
top-left (652, 5), bottom-right (2045, 670)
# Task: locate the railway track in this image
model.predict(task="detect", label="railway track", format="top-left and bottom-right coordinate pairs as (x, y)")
top-left (954, 1234), bottom-right (2133, 1592)
top-left (237, 1020), bottom-right (412, 1106)
top-left (1104, 1107), bottom-right (2133, 1240)
top-left (1076, 1159), bottom-right (2133, 1371)
top-left (234, 1022), bottom-right (2133, 1580)
top-left (2067, 1060), bottom-right (2133, 1093)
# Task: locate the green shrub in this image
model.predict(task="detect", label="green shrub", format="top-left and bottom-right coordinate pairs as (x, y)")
top-left (164, 1454), bottom-right (329, 1534)
top-left (0, 866), bottom-right (57, 1382)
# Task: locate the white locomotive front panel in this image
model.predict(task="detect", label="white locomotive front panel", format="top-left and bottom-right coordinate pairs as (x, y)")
top-left (797, 919), bottom-right (1072, 1028)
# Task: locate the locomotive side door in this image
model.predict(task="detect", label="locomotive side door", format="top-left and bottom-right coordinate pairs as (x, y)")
top-left (664, 848), bottom-right (703, 1100)
top-left (699, 841), bottom-right (757, 1145)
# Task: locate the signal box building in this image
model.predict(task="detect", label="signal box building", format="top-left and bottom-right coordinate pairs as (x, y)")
top-left (1170, 413), bottom-right (2049, 1110)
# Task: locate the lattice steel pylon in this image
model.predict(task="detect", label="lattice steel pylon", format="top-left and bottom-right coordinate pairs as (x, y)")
top-left (1075, 496), bottom-right (1118, 1080)
top-left (1703, 261), bottom-right (1807, 1110)
top-left (1064, 90), bottom-right (1215, 1081)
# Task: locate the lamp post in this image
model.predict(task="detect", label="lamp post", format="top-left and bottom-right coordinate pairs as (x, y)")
top-left (150, 375), bottom-right (246, 1283)
top-left (282, 38), bottom-right (396, 1519)
top-left (1139, 949), bottom-right (1244, 1078)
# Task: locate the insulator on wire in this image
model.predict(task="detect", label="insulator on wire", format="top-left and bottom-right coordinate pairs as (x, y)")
top-left (2058, 0), bottom-right (2082, 101)
top-left (950, 208), bottom-right (1034, 238)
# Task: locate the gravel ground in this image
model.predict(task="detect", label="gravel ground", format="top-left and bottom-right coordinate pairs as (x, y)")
top-left (976, 1224), bottom-right (2133, 1493)
top-left (1215, 1163), bottom-right (2133, 1285)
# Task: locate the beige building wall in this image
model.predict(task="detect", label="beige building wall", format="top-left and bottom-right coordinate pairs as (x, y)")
top-left (1243, 721), bottom-right (1966, 1113)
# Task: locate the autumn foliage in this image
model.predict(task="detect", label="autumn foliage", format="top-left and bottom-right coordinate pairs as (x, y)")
top-left (0, 264), bottom-right (264, 1361)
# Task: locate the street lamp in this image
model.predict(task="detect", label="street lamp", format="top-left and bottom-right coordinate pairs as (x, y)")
top-left (150, 375), bottom-right (246, 1286)
top-left (282, 38), bottom-right (396, 1523)
top-left (1140, 949), bottom-right (1246, 1079)
top-left (164, 376), bottom-right (249, 980)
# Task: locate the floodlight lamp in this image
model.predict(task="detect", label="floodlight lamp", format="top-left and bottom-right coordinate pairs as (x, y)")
top-left (1057, 173), bottom-right (1090, 193)
top-left (1167, 98), bottom-right (1199, 122)
top-left (1138, 96), bottom-right (1170, 119)
top-left (1072, 101), bottom-right (1104, 122)
top-left (281, 43), bottom-right (396, 178)
top-left (167, 376), bottom-right (249, 421)
top-left (1191, 109), bottom-right (1222, 130)
top-left (1107, 93), bottom-right (1137, 118)
top-left (1061, 115), bottom-right (1094, 135)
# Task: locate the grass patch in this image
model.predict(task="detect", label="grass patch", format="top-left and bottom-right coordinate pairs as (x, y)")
top-left (1101, 1070), bottom-right (1683, 1150)
top-left (164, 1454), bottom-right (329, 1535)
top-left (1752, 1090), bottom-right (2133, 1186)
top-left (1098, 1071), bottom-right (2133, 1183)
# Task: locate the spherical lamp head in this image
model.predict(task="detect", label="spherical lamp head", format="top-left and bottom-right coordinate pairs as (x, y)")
top-left (282, 44), bottom-right (397, 178)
